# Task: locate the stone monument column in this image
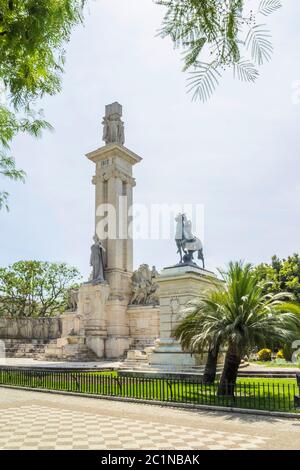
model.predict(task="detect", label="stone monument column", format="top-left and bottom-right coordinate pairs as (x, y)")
top-left (84, 102), bottom-right (142, 358)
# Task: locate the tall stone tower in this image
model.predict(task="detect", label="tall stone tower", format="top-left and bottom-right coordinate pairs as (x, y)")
top-left (82, 102), bottom-right (142, 358)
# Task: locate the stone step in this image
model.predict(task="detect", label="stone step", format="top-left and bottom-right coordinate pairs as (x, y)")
top-left (1, 338), bottom-right (50, 358)
top-left (0, 336), bottom-right (103, 362)
top-left (43, 338), bottom-right (101, 362)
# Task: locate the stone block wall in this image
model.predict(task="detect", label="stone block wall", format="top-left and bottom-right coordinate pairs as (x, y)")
top-left (0, 316), bottom-right (62, 340)
top-left (0, 306), bottom-right (160, 360)
top-left (0, 313), bottom-right (84, 342)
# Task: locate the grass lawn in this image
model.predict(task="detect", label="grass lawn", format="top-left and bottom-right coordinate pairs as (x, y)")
top-left (0, 369), bottom-right (299, 413)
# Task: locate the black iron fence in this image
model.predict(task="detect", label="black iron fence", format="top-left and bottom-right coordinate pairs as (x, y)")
top-left (0, 367), bottom-right (299, 413)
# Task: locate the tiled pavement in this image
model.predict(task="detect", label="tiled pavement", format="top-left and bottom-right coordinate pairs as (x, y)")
top-left (0, 403), bottom-right (268, 450)
top-left (0, 388), bottom-right (299, 450)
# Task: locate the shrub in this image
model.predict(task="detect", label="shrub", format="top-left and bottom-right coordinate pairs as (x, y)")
top-left (276, 349), bottom-right (285, 359)
top-left (257, 348), bottom-right (272, 361)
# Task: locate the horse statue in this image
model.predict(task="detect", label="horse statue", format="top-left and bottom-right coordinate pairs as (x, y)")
top-left (175, 213), bottom-right (205, 268)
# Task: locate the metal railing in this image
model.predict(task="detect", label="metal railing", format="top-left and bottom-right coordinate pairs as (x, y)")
top-left (0, 367), bottom-right (299, 413)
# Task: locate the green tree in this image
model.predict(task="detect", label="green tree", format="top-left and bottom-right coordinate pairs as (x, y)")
top-left (0, 260), bottom-right (81, 317)
top-left (254, 254), bottom-right (300, 359)
top-left (254, 254), bottom-right (300, 302)
top-left (156, 0), bottom-right (282, 101)
top-left (0, 0), bottom-right (85, 208)
top-left (174, 261), bottom-right (300, 395)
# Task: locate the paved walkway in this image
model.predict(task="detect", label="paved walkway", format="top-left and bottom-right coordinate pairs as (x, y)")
top-left (245, 363), bottom-right (300, 374)
top-left (0, 388), bottom-right (299, 450)
top-left (0, 358), bottom-right (121, 369)
top-left (2, 358), bottom-right (299, 374)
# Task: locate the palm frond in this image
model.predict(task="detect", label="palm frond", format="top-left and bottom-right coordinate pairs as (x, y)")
top-left (187, 62), bottom-right (221, 102)
top-left (233, 60), bottom-right (259, 82)
top-left (0, 191), bottom-right (9, 211)
top-left (245, 24), bottom-right (273, 66)
top-left (259, 0), bottom-right (282, 17)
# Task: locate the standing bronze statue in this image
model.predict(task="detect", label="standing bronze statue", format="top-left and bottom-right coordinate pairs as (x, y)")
top-left (175, 213), bottom-right (205, 268)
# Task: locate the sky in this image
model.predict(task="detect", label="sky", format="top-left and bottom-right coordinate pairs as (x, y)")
top-left (0, 0), bottom-right (299, 279)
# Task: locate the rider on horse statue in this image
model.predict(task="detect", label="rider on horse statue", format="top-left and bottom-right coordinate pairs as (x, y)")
top-left (175, 213), bottom-right (205, 269)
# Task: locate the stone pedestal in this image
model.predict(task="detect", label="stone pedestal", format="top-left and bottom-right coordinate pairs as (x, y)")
top-left (77, 282), bottom-right (110, 358)
top-left (127, 304), bottom-right (160, 350)
top-left (150, 264), bottom-right (217, 371)
top-left (104, 269), bottom-right (132, 358)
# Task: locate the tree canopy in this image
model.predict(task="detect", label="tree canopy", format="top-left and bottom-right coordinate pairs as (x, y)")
top-left (254, 254), bottom-right (300, 303)
top-left (0, 260), bottom-right (81, 317)
top-left (0, 0), bottom-right (85, 209)
top-left (156, 0), bottom-right (282, 101)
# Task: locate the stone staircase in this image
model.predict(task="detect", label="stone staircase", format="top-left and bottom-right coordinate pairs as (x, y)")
top-left (0, 337), bottom-right (100, 362)
top-left (1, 339), bottom-right (53, 360)
top-left (43, 336), bottom-right (100, 362)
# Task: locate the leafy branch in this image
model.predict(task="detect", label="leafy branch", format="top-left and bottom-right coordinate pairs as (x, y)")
top-left (156, 0), bottom-right (283, 101)
top-left (245, 24), bottom-right (273, 66)
top-left (0, 0), bottom-right (86, 209)
top-left (233, 60), bottom-right (259, 82)
top-left (0, 104), bottom-right (53, 209)
top-left (186, 62), bottom-right (221, 102)
top-left (259, 0), bottom-right (282, 16)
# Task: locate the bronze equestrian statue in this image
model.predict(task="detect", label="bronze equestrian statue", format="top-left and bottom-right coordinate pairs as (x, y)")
top-left (175, 213), bottom-right (205, 268)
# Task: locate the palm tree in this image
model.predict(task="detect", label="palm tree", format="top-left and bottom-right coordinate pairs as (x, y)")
top-left (174, 261), bottom-right (300, 396)
top-left (173, 301), bottom-right (221, 385)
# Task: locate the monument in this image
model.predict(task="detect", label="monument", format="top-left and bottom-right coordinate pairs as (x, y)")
top-left (78, 102), bottom-right (143, 358)
top-left (78, 105), bottom-right (219, 367)
top-left (149, 213), bottom-right (219, 372)
top-left (0, 102), bottom-right (219, 366)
